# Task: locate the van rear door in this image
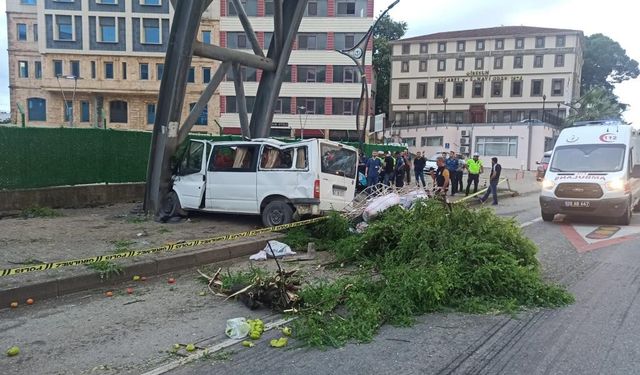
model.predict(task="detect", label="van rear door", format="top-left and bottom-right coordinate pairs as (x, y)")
top-left (318, 142), bottom-right (357, 211)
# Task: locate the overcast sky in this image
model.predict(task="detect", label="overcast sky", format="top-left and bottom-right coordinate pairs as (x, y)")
top-left (1, 0), bottom-right (638, 123)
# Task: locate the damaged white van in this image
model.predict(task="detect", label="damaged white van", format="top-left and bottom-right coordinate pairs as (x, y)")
top-left (161, 138), bottom-right (358, 227)
top-left (540, 122), bottom-right (640, 225)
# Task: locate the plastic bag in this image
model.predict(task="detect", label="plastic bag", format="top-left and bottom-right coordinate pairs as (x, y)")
top-left (264, 241), bottom-right (296, 258)
top-left (225, 317), bottom-right (251, 339)
top-left (363, 193), bottom-right (401, 222)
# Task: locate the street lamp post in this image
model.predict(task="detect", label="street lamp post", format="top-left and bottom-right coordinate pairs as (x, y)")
top-left (542, 94), bottom-right (547, 123)
top-left (297, 105), bottom-right (306, 139)
top-left (406, 104), bottom-right (411, 126)
top-left (442, 98), bottom-right (448, 124)
top-left (56, 75), bottom-right (79, 128)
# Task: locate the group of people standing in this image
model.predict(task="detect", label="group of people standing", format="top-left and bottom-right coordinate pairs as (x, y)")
top-left (363, 149), bottom-right (502, 205)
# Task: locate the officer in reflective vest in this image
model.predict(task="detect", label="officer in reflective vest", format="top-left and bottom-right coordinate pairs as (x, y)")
top-left (465, 153), bottom-right (484, 196)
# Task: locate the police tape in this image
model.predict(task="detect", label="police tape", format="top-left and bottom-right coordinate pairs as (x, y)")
top-left (454, 178), bottom-right (509, 204)
top-left (0, 216), bottom-right (328, 278)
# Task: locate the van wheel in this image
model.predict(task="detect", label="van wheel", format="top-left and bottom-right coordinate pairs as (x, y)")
top-left (160, 191), bottom-right (185, 220)
top-left (541, 212), bottom-right (555, 222)
top-left (617, 206), bottom-right (632, 225)
top-left (262, 201), bottom-right (293, 227)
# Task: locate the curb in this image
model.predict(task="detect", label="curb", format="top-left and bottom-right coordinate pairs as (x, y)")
top-left (0, 234), bottom-right (281, 307)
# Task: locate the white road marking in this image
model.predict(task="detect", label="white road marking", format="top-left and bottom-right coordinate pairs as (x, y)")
top-left (520, 217), bottom-right (542, 228)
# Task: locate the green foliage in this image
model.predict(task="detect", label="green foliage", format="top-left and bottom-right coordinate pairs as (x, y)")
top-left (582, 33), bottom-right (639, 94)
top-left (373, 14), bottom-right (408, 116)
top-left (87, 261), bottom-right (123, 281)
top-left (291, 200), bottom-right (574, 347)
top-left (125, 215), bottom-right (149, 224)
top-left (111, 239), bottom-right (135, 253)
top-left (566, 87), bottom-right (625, 124)
top-left (20, 206), bottom-right (62, 219)
top-left (198, 267), bottom-right (268, 290)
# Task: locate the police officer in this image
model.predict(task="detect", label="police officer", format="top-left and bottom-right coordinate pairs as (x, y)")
top-left (465, 152), bottom-right (484, 195)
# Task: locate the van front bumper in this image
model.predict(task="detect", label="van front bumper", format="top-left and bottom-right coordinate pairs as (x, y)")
top-left (539, 195), bottom-right (629, 217)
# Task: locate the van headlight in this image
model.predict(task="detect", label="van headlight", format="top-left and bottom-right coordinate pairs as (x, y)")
top-left (542, 179), bottom-right (555, 190)
top-left (605, 178), bottom-right (627, 191)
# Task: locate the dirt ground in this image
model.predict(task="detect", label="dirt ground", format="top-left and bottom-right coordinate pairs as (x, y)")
top-left (0, 202), bottom-right (266, 289)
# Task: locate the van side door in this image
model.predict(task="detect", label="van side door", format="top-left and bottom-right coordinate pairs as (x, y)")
top-left (172, 140), bottom-right (207, 209)
top-left (205, 144), bottom-right (259, 213)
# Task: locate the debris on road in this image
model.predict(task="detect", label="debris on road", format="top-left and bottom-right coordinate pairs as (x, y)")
top-left (269, 337), bottom-right (288, 348)
top-left (6, 346), bottom-right (20, 357)
top-left (225, 317), bottom-right (250, 339)
top-left (249, 240), bottom-right (296, 261)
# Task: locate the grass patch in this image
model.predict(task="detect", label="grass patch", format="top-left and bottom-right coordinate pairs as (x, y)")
top-left (20, 206), bottom-right (62, 219)
top-left (285, 200), bottom-right (573, 347)
top-left (126, 215), bottom-right (149, 224)
top-left (197, 266), bottom-right (269, 291)
top-left (158, 227), bottom-right (172, 234)
top-left (111, 239), bottom-right (135, 253)
top-left (87, 261), bottom-right (123, 281)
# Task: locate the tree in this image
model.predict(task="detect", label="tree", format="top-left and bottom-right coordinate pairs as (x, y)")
top-left (373, 15), bottom-right (407, 117)
top-left (566, 87), bottom-right (624, 124)
top-left (581, 33), bottom-right (639, 94)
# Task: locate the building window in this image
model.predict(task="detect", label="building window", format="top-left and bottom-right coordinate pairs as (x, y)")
top-left (228, 0), bottom-right (255, 16)
top-left (416, 82), bottom-right (427, 99)
top-left (17, 23), bottom-right (27, 41)
top-left (402, 43), bottom-right (410, 54)
top-left (56, 15), bottom-right (73, 40)
top-left (63, 100), bottom-right (73, 122)
top-left (455, 58), bottom-right (464, 71)
top-left (491, 81), bottom-right (503, 97)
top-left (157, 63), bottom-right (164, 80)
top-left (110, 100), bottom-right (128, 123)
top-left (535, 36), bottom-right (545, 48)
top-left (21, 0), bottom-right (37, 4)
top-left (27, 98), bottom-right (46, 121)
top-left (515, 37), bottom-right (524, 49)
top-left (495, 39), bottom-right (504, 50)
top-left (336, 0), bottom-right (362, 17)
top-left (122, 62), bottom-right (127, 79)
top-left (401, 61), bottom-right (409, 73)
top-left (202, 30), bottom-right (211, 44)
top-left (104, 62), bottom-right (114, 79)
top-left (142, 19), bottom-right (160, 44)
top-left (438, 42), bottom-right (446, 52)
top-left (511, 80), bottom-right (522, 97)
top-left (437, 59), bottom-right (446, 71)
top-left (476, 39), bottom-right (485, 51)
top-left (332, 98), bottom-right (358, 115)
top-left (556, 35), bottom-right (566, 47)
top-left (203, 67), bottom-right (211, 83)
top-left (227, 32), bottom-right (247, 49)
top-left (71, 60), bottom-right (80, 77)
top-left (475, 136), bottom-right (517, 157)
top-left (534, 55), bottom-right (544, 68)
top-left (422, 136), bottom-right (443, 147)
top-left (307, 1), bottom-right (319, 16)
top-left (54, 60), bottom-right (63, 76)
top-left (531, 79), bottom-right (544, 96)
top-left (18, 61), bottom-right (28, 78)
top-left (457, 41), bottom-right (465, 52)
top-left (99, 17), bottom-right (117, 43)
top-left (453, 82), bottom-right (464, 98)
top-left (98, 0), bottom-right (118, 4)
top-left (551, 79), bottom-right (564, 96)
top-left (420, 43), bottom-right (428, 53)
top-left (297, 33), bottom-right (326, 50)
top-left (188, 104), bottom-right (208, 125)
top-left (139, 63), bottom-right (149, 80)
top-left (301, 98), bottom-right (324, 114)
top-left (333, 66), bottom-right (359, 83)
top-left (555, 54), bottom-right (564, 67)
top-left (475, 57), bottom-right (484, 70)
top-left (35, 61), bottom-right (42, 79)
top-left (503, 111), bottom-right (512, 123)
top-left (419, 59), bottom-right (427, 72)
top-left (435, 82), bottom-right (445, 98)
top-left (147, 103), bottom-right (156, 124)
top-left (91, 61), bottom-right (96, 79)
top-left (298, 65), bottom-right (326, 82)
top-left (402, 138), bottom-right (416, 146)
top-left (33, 24), bottom-right (38, 41)
top-left (141, 0), bottom-right (161, 5)
top-left (513, 55), bottom-right (523, 69)
top-left (494, 56), bottom-right (503, 69)
top-left (472, 81), bottom-right (483, 97)
top-left (188, 67), bottom-right (195, 83)
top-left (399, 83), bottom-right (410, 99)
top-left (226, 66), bottom-right (257, 82)
top-left (81, 101), bottom-right (90, 122)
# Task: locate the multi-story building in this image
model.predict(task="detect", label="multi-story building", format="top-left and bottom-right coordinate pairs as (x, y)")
top-left (217, 0), bottom-right (374, 140)
top-left (7, 0), bottom-right (374, 140)
top-left (389, 26), bottom-right (584, 169)
top-left (7, 0), bottom-right (221, 133)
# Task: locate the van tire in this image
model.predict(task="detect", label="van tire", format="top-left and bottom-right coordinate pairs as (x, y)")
top-left (617, 205), bottom-right (632, 226)
top-left (541, 212), bottom-right (555, 222)
top-left (261, 201), bottom-right (293, 227)
top-left (160, 191), bottom-right (186, 220)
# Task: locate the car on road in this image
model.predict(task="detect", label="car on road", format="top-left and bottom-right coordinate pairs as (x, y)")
top-left (423, 151), bottom-right (447, 172)
top-left (536, 151), bottom-right (552, 181)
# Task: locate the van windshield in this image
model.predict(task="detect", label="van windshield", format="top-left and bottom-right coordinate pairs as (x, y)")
top-left (320, 143), bottom-right (357, 178)
top-left (549, 144), bottom-right (626, 173)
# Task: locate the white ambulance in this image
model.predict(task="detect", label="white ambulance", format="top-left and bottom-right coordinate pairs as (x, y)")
top-left (540, 121), bottom-right (640, 225)
top-left (162, 138), bottom-right (358, 227)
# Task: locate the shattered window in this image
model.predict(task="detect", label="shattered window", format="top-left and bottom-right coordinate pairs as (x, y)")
top-left (179, 141), bottom-right (204, 175)
top-left (260, 146), bottom-right (293, 169)
top-left (209, 145), bottom-right (257, 172)
top-left (320, 143), bottom-right (357, 178)
top-left (295, 147), bottom-right (308, 169)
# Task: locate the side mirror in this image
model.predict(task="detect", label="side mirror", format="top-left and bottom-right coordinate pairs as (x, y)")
top-left (632, 165), bottom-right (640, 179)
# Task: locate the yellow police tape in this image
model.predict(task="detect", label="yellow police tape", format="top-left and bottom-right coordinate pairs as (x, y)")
top-left (0, 216), bottom-right (328, 277)
top-left (454, 178), bottom-right (509, 204)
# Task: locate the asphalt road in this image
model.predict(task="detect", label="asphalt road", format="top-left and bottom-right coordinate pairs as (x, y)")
top-left (3, 193), bottom-right (640, 375)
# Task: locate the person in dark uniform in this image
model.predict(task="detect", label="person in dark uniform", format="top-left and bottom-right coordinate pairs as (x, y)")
top-left (432, 156), bottom-right (450, 195)
top-left (479, 157), bottom-right (501, 205)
